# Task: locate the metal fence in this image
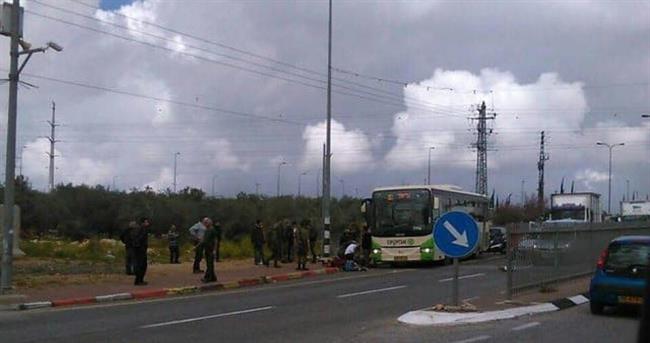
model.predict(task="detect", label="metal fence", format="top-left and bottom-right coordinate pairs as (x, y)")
top-left (506, 221), bottom-right (650, 299)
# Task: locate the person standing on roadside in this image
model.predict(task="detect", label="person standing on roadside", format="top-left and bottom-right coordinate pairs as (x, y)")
top-left (268, 222), bottom-right (282, 268)
top-left (306, 219), bottom-right (318, 264)
top-left (361, 224), bottom-right (372, 267)
top-left (168, 225), bottom-right (180, 264)
top-left (284, 219), bottom-right (294, 263)
top-left (119, 221), bottom-right (137, 275)
top-left (189, 218), bottom-right (207, 273)
top-left (294, 221), bottom-right (310, 271)
top-left (201, 217), bottom-right (218, 283)
top-left (251, 220), bottom-right (266, 266)
top-left (214, 220), bottom-right (223, 262)
top-left (132, 217), bottom-right (151, 285)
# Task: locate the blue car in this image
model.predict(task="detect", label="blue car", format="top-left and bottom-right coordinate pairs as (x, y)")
top-left (589, 235), bottom-right (649, 314)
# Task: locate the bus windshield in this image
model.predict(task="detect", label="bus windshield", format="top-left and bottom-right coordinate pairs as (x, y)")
top-left (373, 189), bottom-right (430, 237)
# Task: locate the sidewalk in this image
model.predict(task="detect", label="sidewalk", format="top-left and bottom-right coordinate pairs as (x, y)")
top-left (17, 259), bottom-right (331, 304)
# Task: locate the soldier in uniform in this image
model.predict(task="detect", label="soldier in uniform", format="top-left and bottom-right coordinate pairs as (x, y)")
top-left (305, 219), bottom-right (319, 263)
top-left (251, 220), bottom-right (266, 266)
top-left (132, 217), bottom-right (151, 285)
top-left (214, 220), bottom-right (223, 262)
top-left (119, 221), bottom-right (137, 275)
top-left (294, 221), bottom-right (310, 271)
top-left (267, 221), bottom-right (283, 268)
top-left (201, 217), bottom-right (218, 283)
top-left (284, 219), bottom-right (294, 263)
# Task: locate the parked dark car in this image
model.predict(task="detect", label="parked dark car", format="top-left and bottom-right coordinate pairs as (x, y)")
top-left (589, 235), bottom-right (650, 314)
top-left (486, 227), bottom-right (507, 254)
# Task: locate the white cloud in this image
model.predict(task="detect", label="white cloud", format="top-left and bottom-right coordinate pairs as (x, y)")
top-left (575, 168), bottom-right (609, 190)
top-left (300, 120), bottom-right (374, 174)
top-left (384, 69), bottom-right (589, 171)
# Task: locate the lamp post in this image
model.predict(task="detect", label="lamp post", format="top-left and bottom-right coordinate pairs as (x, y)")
top-left (276, 161), bottom-right (287, 197)
top-left (596, 141), bottom-right (625, 214)
top-left (2, 0), bottom-right (63, 293)
top-left (298, 171), bottom-right (309, 197)
top-left (427, 146), bottom-right (435, 185)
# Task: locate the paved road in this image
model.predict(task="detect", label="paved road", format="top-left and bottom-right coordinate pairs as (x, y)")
top-left (6, 255), bottom-right (640, 343)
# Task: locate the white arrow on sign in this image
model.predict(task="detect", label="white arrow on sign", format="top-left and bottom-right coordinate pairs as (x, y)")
top-left (443, 221), bottom-right (469, 248)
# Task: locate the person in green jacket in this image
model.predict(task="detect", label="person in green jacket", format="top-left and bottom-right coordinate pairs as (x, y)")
top-left (267, 221), bottom-right (283, 268)
top-left (294, 221), bottom-right (310, 271)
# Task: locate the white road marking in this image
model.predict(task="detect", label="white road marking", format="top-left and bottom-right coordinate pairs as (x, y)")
top-left (511, 321), bottom-right (541, 331)
top-left (439, 273), bottom-right (486, 283)
top-left (462, 296), bottom-right (480, 302)
top-left (568, 295), bottom-right (589, 305)
top-left (451, 335), bottom-right (491, 343)
top-left (336, 285), bottom-right (407, 298)
top-left (140, 306), bottom-right (274, 329)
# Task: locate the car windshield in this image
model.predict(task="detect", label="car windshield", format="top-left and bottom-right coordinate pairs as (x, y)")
top-left (373, 189), bottom-right (430, 237)
top-left (606, 243), bottom-right (650, 269)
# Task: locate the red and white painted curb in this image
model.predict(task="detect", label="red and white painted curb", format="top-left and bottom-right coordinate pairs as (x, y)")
top-left (14, 267), bottom-right (340, 311)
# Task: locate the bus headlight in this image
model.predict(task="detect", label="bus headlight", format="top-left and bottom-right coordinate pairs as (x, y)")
top-left (372, 248), bottom-right (381, 254)
top-left (421, 247), bottom-right (432, 254)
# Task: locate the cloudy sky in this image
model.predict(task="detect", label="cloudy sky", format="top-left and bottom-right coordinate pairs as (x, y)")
top-left (0, 0), bottom-right (648, 210)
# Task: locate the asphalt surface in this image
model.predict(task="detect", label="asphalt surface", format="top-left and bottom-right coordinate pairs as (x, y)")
top-left (0, 255), bottom-right (640, 342)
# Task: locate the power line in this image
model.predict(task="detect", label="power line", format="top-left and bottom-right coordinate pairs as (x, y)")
top-left (29, 3), bottom-right (464, 116)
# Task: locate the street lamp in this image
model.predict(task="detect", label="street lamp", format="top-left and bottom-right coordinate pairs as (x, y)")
top-left (298, 170), bottom-right (309, 197)
top-left (2, 0), bottom-right (63, 293)
top-left (276, 161), bottom-right (287, 197)
top-left (596, 141), bottom-right (625, 214)
top-left (642, 114), bottom-right (649, 118)
top-left (427, 146), bottom-right (435, 185)
top-left (173, 152), bottom-right (180, 193)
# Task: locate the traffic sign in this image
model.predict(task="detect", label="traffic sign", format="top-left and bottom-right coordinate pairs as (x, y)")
top-left (433, 211), bottom-right (479, 258)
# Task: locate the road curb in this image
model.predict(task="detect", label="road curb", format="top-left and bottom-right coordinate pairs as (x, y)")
top-left (12, 266), bottom-right (341, 311)
top-left (398, 292), bottom-right (591, 326)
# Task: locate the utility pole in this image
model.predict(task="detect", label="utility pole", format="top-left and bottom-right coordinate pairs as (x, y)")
top-left (211, 174), bottom-right (218, 197)
top-left (1, 0), bottom-right (62, 293)
top-left (339, 179), bottom-right (345, 198)
top-left (255, 182), bottom-right (260, 196)
top-left (112, 176), bottom-right (117, 190)
top-left (597, 141), bottom-right (625, 214)
top-left (173, 152), bottom-right (180, 192)
top-left (537, 131), bottom-right (549, 210)
top-left (46, 101), bottom-right (58, 191)
top-left (521, 179), bottom-right (525, 205)
top-left (298, 171), bottom-right (308, 197)
top-left (276, 161), bottom-right (287, 197)
top-left (322, 0), bottom-right (333, 260)
top-left (626, 179), bottom-right (630, 201)
top-left (470, 102), bottom-right (496, 195)
top-left (17, 145), bottom-right (26, 177)
top-left (427, 146), bottom-right (435, 185)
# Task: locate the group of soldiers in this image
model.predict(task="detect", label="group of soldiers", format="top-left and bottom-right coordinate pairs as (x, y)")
top-left (120, 217), bottom-right (368, 286)
top-left (251, 219), bottom-right (319, 270)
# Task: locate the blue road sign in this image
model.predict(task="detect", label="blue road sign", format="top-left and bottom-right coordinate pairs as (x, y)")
top-left (433, 211), bottom-right (480, 258)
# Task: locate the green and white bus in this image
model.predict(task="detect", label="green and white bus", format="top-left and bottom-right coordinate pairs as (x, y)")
top-left (361, 185), bottom-right (490, 264)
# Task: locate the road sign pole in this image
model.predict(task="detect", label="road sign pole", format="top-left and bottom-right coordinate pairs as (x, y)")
top-left (433, 211), bottom-right (481, 307)
top-left (453, 258), bottom-right (459, 306)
